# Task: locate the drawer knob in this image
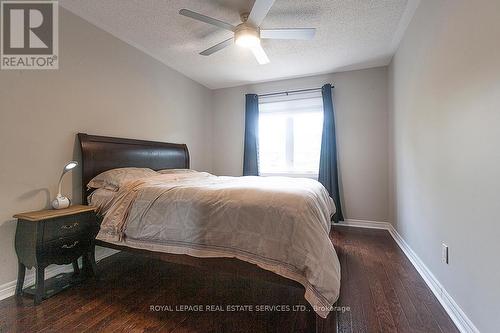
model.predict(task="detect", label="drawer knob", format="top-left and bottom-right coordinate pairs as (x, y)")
top-left (61, 222), bottom-right (79, 230)
top-left (61, 241), bottom-right (79, 249)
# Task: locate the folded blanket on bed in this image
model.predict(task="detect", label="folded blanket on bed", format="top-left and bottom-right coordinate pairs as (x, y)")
top-left (93, 172), bottom-right (341, 318)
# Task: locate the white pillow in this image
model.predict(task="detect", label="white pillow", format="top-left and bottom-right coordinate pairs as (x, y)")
top-left (87, 167), bottom-right (158, 190)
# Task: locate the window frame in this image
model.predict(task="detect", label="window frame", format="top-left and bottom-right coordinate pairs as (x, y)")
top-left (258, 92), bottom-right (323, 179)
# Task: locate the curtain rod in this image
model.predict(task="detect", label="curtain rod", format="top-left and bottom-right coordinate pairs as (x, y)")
top-left (258, 84), bottom-right (334, 98)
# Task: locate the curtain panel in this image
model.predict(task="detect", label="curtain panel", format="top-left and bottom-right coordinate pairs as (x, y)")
top-left (243, 94), bottom-right (260, 176)
top-left (318, 84), bottom-right (344, 222)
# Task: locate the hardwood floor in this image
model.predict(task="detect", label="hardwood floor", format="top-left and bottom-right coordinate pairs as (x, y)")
top-left (333, 226), bottom-right (458, 333)
top-left (0, 226), bottom-right (458, 332)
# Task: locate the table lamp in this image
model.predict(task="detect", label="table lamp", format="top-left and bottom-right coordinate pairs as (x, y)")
top-left (52, 161), bottom-right (78, 209)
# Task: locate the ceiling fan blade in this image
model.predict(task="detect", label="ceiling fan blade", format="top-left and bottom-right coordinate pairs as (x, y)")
top-left (250, 44), bottom-right (270, 64)
top-left (200, 38), bottom-right (233, 56)
top-left (260, 28), bottom-right (316, 40)
top-left (247, 0), bottom-right (275, 27)
top-left (179, 9), bottom-right (235, 32)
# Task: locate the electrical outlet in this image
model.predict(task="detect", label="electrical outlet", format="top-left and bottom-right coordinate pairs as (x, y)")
top-left (441, 243), bottom-right (449, 264)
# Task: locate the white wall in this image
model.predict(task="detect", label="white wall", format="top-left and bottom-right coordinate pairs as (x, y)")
top-left (0, 9), bottom-right (213, 286)
top-left (389, 0), bottom-right (500, 331)
top-left (213, 68), bottom-right (389, 222)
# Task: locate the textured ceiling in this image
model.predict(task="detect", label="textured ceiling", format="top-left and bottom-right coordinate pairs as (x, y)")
top-left (60, 0), bottom-right (416, 89)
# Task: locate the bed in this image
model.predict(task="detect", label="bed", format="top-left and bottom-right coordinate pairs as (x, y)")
top-left (78, 133), bottom-right (340, 332)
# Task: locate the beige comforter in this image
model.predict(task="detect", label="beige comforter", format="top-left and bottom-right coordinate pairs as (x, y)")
top-left (93, 172), bottom-right (340, 318)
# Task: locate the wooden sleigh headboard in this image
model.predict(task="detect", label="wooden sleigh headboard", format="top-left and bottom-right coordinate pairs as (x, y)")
top-left (78, 133), bottom-right (190, 204)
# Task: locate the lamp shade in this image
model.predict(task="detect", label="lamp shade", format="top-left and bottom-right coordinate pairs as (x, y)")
top-left (52, 160), bottom-right (79, 209)
top-left (63, 161), bottom-right (78, 173)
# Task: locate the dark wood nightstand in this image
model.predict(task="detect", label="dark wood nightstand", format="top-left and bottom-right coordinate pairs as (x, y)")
top-left (13, 205), bottom-right (99, 304)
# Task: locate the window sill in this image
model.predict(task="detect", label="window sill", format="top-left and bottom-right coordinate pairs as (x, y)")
top-left (260, 173), bottom-right (319, 180)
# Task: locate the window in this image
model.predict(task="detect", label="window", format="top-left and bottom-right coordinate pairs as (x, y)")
top-left (258, 93), bottom-right (324, 178)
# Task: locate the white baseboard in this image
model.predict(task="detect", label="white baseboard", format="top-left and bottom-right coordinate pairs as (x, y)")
top-left (336, 219), bottom-right (479, 333)
top-left (0, 247), bottom-right (118, 301)
top-left (339, 219), bottom-right (393, 230)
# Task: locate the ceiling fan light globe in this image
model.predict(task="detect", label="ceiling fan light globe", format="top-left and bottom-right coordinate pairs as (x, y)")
top-left (235, 34), bottom-right (260, 48)
top-left (234, 25), bottom-right (260, 48)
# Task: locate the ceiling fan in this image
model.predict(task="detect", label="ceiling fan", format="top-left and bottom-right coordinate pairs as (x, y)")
top-left (179, 0), bottom-right (316, 65)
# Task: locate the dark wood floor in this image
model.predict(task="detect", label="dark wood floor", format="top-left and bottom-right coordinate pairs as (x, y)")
top-left (333, 227), bottom-right (458, 333)
top-left (0, 226), bottom-right (458, 333)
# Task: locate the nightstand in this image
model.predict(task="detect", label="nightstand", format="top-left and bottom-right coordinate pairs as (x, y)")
top-left (13, 205), bottom-right (99, 304)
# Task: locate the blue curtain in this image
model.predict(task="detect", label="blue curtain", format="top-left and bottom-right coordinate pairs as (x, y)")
top-left (243, 94), bottom-right (259, 176)
top-left (318, 84), bottom-right (344, 222)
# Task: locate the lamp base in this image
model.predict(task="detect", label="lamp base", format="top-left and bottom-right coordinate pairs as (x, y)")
top-left (52, 196), bottom-right (70, 210)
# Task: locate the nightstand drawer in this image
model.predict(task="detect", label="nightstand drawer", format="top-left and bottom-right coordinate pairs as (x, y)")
top-left (43, 213), bottom-right (92, 242)
top-left (42, 234), bottom-right (92, 260)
